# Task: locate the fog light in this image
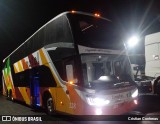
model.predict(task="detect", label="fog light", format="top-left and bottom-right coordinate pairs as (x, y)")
top-left (95, 108), bottom-right (102, 115)
top-left (134, 100), bottom-right (138, 105)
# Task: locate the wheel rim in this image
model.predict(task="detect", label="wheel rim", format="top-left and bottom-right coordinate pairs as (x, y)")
top-left (47, 98), bottom-right (53, 112)
top-left (11, 96), bottom-right (14, 101)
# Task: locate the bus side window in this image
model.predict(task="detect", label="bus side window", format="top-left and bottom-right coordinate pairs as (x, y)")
top-left (64, 59), bottom-right (76, 82)
top-left (54, 57), bottom-right (78, 83)
top-left (66, 65), bottom-right (74, 81)
top-left (37, 66), bottom-right (57, 87)
top-left (12, 68), bottom-right (30, 87)
top-left (54, 60), bottom-right (67, 82)
top-left (12, 65), bottom-right (57, 87)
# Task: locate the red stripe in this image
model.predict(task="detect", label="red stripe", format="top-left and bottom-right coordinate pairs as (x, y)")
top-left (28, 54), bottom-right (39, 68)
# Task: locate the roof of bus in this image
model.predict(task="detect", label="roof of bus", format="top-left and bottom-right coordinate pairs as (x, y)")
top-left (3, 11), bottom-right (111, 63)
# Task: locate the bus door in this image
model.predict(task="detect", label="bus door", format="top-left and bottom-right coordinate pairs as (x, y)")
top-left (30, 74), bottom-right (40, 107)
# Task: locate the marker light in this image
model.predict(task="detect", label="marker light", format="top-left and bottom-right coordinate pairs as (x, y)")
top-left (94, 13), bottom-right (100, 17)
top-left (71, 10), bottom-right (76, 13)
top-left (69, 81), bottom-right (73, 84)
top-left (132, 89), bottom-right (138, 98)
top-left (87, 97), bottom-right (110, 106)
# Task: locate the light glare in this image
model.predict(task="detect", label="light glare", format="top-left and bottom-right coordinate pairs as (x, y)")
top-left (87, 97), bottom-right (110, 106)
top-left (69, 81), bottom-right (73, 84)
top-left (127, 36), bottom-right (139, 47)
top-left (98, 76), bottom-right (108, 81)
top-left (132, 89), bottom-right (138, 98)
top-left (134, 100), bottom-right (138, 105)
top-left (95, 108), bottom-right (102, 115)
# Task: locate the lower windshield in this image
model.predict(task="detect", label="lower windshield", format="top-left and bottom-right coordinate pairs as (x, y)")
top-left (81, 54), bottom-right (135, 89)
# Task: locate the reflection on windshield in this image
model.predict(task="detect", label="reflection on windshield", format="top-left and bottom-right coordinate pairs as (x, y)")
top-left (81, 54), bottom-right (134, 89)
top-left (68, 14), bottom-right (124, 50)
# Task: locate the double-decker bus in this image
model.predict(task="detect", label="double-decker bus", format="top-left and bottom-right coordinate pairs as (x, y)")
top-left (2, 11), bottom-right (138, 115)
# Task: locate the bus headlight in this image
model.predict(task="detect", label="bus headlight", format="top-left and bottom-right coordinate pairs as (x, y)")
top-left (86, 97), bottom-right (110, 106)
top-left (132, 89), bottom-right (138, 98)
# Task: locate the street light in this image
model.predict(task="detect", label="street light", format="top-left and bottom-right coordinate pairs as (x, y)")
top-left (127, 36), bottom-right (139, 48)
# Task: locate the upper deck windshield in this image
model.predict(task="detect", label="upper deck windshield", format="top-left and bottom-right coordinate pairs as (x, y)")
top-left (81, 54), bottom-right (135, 89)
top-left (67, 13), bottom-right (124, 50)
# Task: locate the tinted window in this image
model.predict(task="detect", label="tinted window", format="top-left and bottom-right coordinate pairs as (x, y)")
top-left (10, 15), bottom-right (73, 64)
top-left (68, 13), bottom-right (124, 50)
top-left (12, 69), bottom-right (30, 87)
top-left (35, 66), bottom-right (57, 87)
top-left (53, 56), bottom-right (80, 83)
top-left (12, 65), bottom-right (57, 87)
top-left (54, 60), bottom-right (67, 81)
top-left (48, 48), bottom-right (75, 61)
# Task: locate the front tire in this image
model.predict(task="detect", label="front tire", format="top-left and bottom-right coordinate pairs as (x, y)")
top-left (154, 78), bottom-right (160, 95)
top-left (45, 95), bottom-right (55, 115)
top-left (9, 90), bottom-right (14, 101)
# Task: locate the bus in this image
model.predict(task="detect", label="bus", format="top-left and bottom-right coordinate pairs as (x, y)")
top-left (145, 32), bottom-right (160, 94)
top-left (2, 11), bottom-right (138, 115)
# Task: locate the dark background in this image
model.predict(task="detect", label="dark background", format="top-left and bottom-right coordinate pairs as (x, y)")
top-left (1, 0), bottom-right (160, 81)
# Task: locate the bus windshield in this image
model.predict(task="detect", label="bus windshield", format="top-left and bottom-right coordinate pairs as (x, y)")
top-left (68, 13), bottom-right (124, 50)
top-left (81, 54), bottom-right (134, 89)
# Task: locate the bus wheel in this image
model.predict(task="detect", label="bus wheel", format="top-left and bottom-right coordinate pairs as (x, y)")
top-left (9, 90), bottom-right (14, 101)
top-left (154, 78), bottom-right (160, 95)
top-left (45, 95), bottom-right (55, 115)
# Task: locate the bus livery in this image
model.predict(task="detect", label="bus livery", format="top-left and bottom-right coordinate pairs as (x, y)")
top-left (2, 11), bottom-right (138, 115)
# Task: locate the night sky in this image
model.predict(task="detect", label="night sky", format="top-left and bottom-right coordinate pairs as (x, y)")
top-left (1, 0), bottom-right (160, 68)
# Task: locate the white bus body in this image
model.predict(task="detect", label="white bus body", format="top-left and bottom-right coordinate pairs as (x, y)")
top-left (145, 32), bottom-right (160, 78)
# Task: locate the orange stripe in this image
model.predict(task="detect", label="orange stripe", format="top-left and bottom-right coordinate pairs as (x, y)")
top-left (17, 61), bottom-right (23, 72)
top-left (39, 49), bottom-right (48, 64)
top-left (13, 64), bottom-right (18, 73)
top-left (18, 87), bottom-right (30, 105)
top-left (67, 85), bottom-right (84, 114)
top-left (21, 59), bottom-right (29, 70)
